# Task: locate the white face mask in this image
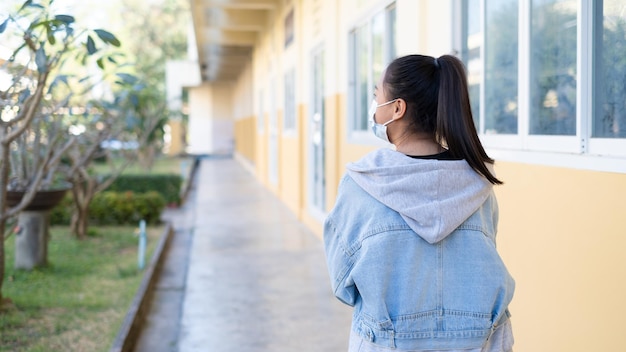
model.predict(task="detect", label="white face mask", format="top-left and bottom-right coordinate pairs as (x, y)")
top-left (369, 98), bottom-right (397, 143)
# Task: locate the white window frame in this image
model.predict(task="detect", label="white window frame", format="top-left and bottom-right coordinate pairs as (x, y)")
top-left (457, 0), bottom-right (626, 173)
top-left (347, 1), bottom-right (396, 145)
top-left (585, 0), bottom-right (626, 157)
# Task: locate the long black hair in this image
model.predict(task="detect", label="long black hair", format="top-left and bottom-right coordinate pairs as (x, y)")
top-left (383, 54), bottom-right (502, 185)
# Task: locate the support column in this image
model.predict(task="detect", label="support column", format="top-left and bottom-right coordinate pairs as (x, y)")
top-left (15, 211), bottom-right (50, 270)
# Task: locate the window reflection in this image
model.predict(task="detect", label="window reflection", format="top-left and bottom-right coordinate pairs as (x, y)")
top-left (357, 24), bottom-right (369, 131)
top-left (349, 5), bottom-right (397, 132)
top-left (466, 0), bottom-right (482, 129)
top-left (485, 0), bottom-right (519, 134)
top-left (594, 0), bottom-right (626, 138)
top-left (530, 0), bottom-right (577, 136)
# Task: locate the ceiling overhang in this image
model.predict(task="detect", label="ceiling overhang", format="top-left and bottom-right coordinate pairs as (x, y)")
top-left (190, 0), bottom-right (278, 83)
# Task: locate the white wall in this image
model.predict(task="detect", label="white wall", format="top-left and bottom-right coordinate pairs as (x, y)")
top-left (187, 85), bottom-right (212, 154)
top-left (210, 83), bottom-right (235, 154)
top-left (165, 60), bottom-right (201, 111)
top-left (186, 83), bottom-right (235, 155)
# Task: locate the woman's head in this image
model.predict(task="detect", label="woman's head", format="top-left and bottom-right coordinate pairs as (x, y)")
top-left (380, 54), bottom-right (502, 185)
top-left (382, 55), bottom-right (440, 137)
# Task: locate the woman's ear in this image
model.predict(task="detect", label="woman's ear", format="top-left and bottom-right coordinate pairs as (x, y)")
top-left (393, 98), bottom-right (407, 120)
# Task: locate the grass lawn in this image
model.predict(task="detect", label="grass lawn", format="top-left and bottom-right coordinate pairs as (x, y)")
top-left (0, 225), bottom-right (163, 351)
top-left (93, 155), bottom-right (194, 176)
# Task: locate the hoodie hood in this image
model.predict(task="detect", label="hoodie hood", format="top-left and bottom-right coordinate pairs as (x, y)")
top-left (346, 148), bottom-right (493, 244)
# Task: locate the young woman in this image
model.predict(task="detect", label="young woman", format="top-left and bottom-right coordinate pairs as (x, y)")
top-left (324, 54), bottom-right (515, 352)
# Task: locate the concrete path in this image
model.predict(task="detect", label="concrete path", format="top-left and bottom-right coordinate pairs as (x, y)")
top-left (134, 157), bottom-right (352, 352)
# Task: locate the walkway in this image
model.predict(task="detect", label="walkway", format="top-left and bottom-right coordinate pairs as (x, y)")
top-left (134, 157), bottom-right (352, 352)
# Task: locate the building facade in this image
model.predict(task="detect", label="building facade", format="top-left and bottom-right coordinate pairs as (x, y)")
top-left (173, 0), bottom-right (626, 350)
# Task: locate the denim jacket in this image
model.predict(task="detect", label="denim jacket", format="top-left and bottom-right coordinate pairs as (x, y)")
top-left (324, 149), bottom-right (515, 351)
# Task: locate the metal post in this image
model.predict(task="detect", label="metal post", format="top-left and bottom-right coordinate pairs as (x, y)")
top-left (138, 219), bottom-right (146, 270)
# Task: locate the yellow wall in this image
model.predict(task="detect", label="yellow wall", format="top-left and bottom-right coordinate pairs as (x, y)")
top-left (279, 107), bottom-right (304, 217)
top-left (166, 119), bottom-right (185, 156)
top-left (495, 162), bottom-right (626, 351)
top-left (255, 115), bottom-right (268, 186)
top-left (324, 94), bottom-right (341, 212)
top-left (234, 116), bottom-right (256, 163)
top-left (268, 110), bottom-right (283, 196)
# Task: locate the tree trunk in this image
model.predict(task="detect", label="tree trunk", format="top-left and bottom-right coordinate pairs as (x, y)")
top-left (70, 178), bottom-right (95, 239)
top-left (138, 145), bottom-right (156, 170)
top-left (0, 217), bottom-right (5, 304)
top-left (14, 211), bottom-right (50, 269)
top-left (0, 140), bottom-right (9, 303)
top-left (70, 202), bottom-right (90, 239)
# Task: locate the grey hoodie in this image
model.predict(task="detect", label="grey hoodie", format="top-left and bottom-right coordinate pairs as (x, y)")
top-left (345, 148), bottom-right (493, 244)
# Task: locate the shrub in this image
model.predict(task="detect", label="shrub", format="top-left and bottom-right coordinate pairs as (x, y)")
top-left (50, 191), bottom-right (166, 226)
top-left (50, 194), bottom-right (73, 225)
top-left (106, 174), bottom-right (182, 205)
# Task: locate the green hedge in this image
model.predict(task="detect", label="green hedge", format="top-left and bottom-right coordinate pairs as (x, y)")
top-left (50, 191), bottom-right (166, 226)
top-left (106, 174), bottom-right (183, 205)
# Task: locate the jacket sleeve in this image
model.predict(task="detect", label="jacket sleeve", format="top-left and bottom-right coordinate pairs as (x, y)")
top-left (323, 214), bottom-right (358, 307)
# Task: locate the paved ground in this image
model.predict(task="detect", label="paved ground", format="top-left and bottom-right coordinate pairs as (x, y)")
top-left (134, 157), bottom-right (352, 352)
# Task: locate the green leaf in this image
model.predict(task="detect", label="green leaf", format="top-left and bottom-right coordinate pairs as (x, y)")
top-left (48, 74), bottom-right (70, 93)
top-left (46, 26), bottom-right (56, 45)
top-left (86, 35), bottom-right (97, 55)
top-left (54, 15), bottom-right (75, 24)
top-left (35, 45), bottom-right (47, 74)
top-left (107, 56), bottom-right (117, 64)
top-left (0, 18), bottom-right (8, 34)
top-left (19, 0), bottom-right (33, 12)
top-left (116, 73), bottom-right (138, 85)
top-left (20, 0), bottom-right (44, 11)
top-left (97, 58), bottom-right (104, 69)
top-left (94, 29), bottom-right (121, 47)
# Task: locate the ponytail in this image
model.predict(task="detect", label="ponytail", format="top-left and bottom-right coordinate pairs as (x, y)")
top-left (382, 54), bottom-right (501, 185)
top-left (435, 55), bottom-right (502, 185)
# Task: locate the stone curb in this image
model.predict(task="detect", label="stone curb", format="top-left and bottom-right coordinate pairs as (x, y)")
top-left (109, 224), bottom-right (174, 352)
top-left (179, 156), bottom-right (201, 204)
top-left (109, 157), bottom-right (201, 351)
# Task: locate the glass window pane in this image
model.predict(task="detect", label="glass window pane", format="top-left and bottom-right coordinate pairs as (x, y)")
top-left (466, 0), bottom-right (482, 129)
top-left (530, 0), bottom-right (577, 136)
top-left (593, 0), bottom-right (626, 138)
top-left (357, 24), bottom-right (369, 130)
top-left (372, 11), bottom-right (385, 92)
top-left (386, 5), bottom-right (397, 61)
top-left (485, 0), bottom-right (519, 134)
top-left (284, 69), bottom-right (296, 131)
top-left (350, 6), bottom-right (396, 133)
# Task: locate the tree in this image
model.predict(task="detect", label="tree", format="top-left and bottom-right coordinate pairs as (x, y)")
top-left (63, 80), bottom-right (164, 239)
top-left (109, 0), bottom-right (189, 167)
top-left (0, 0), bottom-right (120, 303)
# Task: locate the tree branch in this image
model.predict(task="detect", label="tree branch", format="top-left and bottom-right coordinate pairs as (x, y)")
top-left (4, 72), bottom-right (50, 142)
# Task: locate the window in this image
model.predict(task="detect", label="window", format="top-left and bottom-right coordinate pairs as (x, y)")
top-left (529, 0), bottom-right (577, 136)
top-left (485, 0), bottom-right (518, 134)
top-left (457, 0), bottom-right (626, 162)
top-left (283, 68), bottom-right (296, 133)
top-left (465, 0), bottom-right (482, 129)
top-left (348, 3), bottom-right (396, 135)
top-left (284, 8), bottom-right (294, 48)
top-left (593, 0), bottom-right (626, 139)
